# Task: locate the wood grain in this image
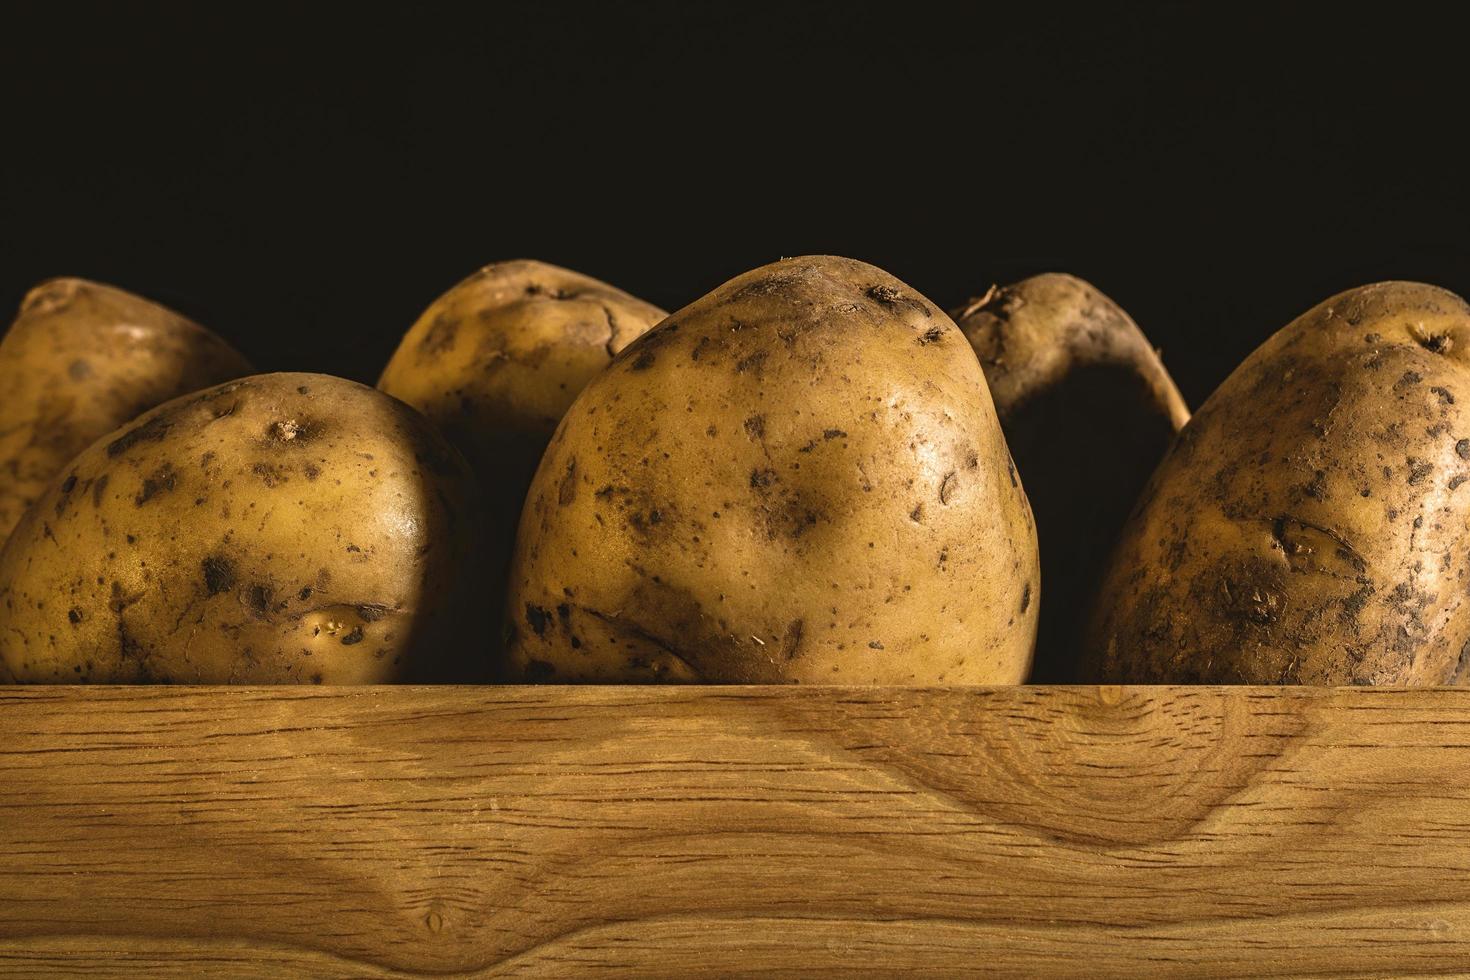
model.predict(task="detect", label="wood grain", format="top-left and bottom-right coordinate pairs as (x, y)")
top-left (2, 686), bottom-right (1469, 977)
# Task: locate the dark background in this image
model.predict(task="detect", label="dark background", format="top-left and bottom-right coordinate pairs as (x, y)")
top-left (2, 2), bottom-right (1465, 406)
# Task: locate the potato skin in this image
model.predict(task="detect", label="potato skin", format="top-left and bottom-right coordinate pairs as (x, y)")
top-left (505, 255), bottom-right (1039, 684)
top-left (954, 274), bottom-right (1188, 681)
top-left (0, 373), bottom-right (483, 684)
top-left (378, 261), bottom-right (666, 644)
top-left (0, 278), bottom-right (252, 541)
top-left (1083, 282), bottom-right (1470, 685)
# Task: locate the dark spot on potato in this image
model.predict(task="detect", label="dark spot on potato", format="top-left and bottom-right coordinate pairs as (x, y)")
top-left (939, 471), bottom-right (958, 504)
top-left (1021, 582), bottom-right (1032, 613)
top-left (67, 358), bottom-right (92, 380)
top-left (106, 413), bottom-right (172, 458)
top-left (525, 659), bottom-right (557, 680)
top-left (735, 350), bottom-right (768, 375)
top-left (247, 584), bottom-right (271, 616)
top-left (556, 603), bottom-right (572, 626)
top-left (918, 325), bottom-right (944, 345)
top-left (910, 503), bottom-right (924, 522)
top-left (630, 349), bottom-right (656, 371)
top-left (1408, 458), bottom-right (1434, 485)
top-left (298, 586), bottom-right (314, 601)
top-left (866, 284), bottom-right (901, 303)
top-left (202, 555), bottom-right (237, 595)
top-left (779, 619), bottom-right (805, 660)
top-left (1006, 455), bottom-right (1018, 487)
top-left (1457, 439), bottom-right (1470, 460)
top-left (340, 625), bottom-right (364, 645)
top-left (1420, 333), bottom-right (1454, 354)
top-left (67, 608), bottom-right (82, 625)
top-left (357, 604), bottom-right (387, 622)
top-left (60, 473), bottom-right (77, 494)
top-left (251, 462), bottom-right (287, 488)
top-left (1303, 470), bottom-right (1326, 500)
top-left (525, 603), bottom-right (551, 636)
top-left (868, 640), bottom-right (885, 650)
top-left (1453, 637), bottom-right (1470, 684)
top-left (418, 313), bottom-right (459, 356)
top-left (750, 468), bottom-right (777, 489)
top-left (304, 464), bottom-right (321, 481)
top-left (1431, 386), bottom-right (1456, 405)
top-left (311, 673), bottom-right (324, 684)
top-left (595, 485), bottom-right (615, 500)
top-left (558, 457), bottom-right (578, 506)
top-left (743, 415), bottom-right (765, 440)
top-left (135, 465), bottom-right (177, 505)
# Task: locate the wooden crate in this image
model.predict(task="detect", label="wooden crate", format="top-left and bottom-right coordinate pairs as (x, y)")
top-left (2, 685), bottom-right (1468, 977)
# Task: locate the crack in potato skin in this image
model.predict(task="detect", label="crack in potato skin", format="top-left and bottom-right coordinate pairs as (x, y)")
top-left (0, 372), bottom-right (486, 684)
top-left (504, 255), bottom-right (1040, 685)
top-left (1084, 281), bottom-right (1470, 685)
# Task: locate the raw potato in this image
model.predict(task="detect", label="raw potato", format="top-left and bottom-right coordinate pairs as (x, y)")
top-left (0, 373), bottom-right (483, 684)
top-left (505, 255), bottom-right (1039, 684)
top-left (0, 278), bottom-right (252, 541)
top-left (1084, 281), bottom-right (1470, 684)
top-left (378, 260), bottom-right (666, 638)
top-left (954, 274), bottom-right (1188, 681)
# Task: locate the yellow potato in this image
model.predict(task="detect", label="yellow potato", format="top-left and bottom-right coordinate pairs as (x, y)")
top-left (0, 373), bottom-right (483, 683)
top-left (505, 255), bottom-right (1039, 683)
top-left (1084, 282), bottom-right (1470, 684)
top-left (0, 278), bottom-right (252, 541)
top-left (378, 260), bottom-right (666, 641)
top-left (954, 273), bottom-right (1188, 681)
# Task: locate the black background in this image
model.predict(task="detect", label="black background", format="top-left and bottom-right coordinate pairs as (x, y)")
top-left (2, 2), bottom-right (1466, 406)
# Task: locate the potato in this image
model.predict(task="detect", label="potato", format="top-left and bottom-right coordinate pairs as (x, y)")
top-left (504, 255), bottom-right (1039, 684)
top-left (953, 274), bottom-right (1188, 681)
top-left (378, 260), bottom-right (666, 640)
top-left (0, 278), bottom-right (252, 541)
top-left (0, 373), bottom-right (483, 683)
top-left (1083, 281), bottom-right (1470, 685)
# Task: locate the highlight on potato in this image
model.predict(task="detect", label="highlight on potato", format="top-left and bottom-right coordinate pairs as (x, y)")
top-left (0, 373), bottom-right (485, 684)
top-left (503, 255), bottom-right (1040, 684)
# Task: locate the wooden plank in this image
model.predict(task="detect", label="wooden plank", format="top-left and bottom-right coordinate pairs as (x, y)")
top-left (0, 686), bottom-right (1468, 977)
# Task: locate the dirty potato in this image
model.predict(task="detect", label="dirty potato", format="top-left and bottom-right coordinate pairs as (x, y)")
top-left (378, 260), bottom-right (667, 641)
top-left (0, 373), bottom-right (483, 683)
top-left (0, 278), bottom-right (252, 541)
top-left (505, 255), bottom-right (1040, 684)
top-left (954, 273), bottom-right (1188, 681)
top-left (1084, 281), bottom-right (1470, 684)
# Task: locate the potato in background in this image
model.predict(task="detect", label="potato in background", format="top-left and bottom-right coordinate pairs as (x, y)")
top-left (378, 260), bottom-right (667, 642)
top-left (0, 278), bottom-right (252, 541)
top-left (954, 273), bottom-right (1188, 681)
